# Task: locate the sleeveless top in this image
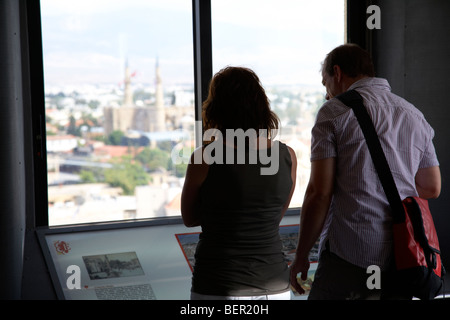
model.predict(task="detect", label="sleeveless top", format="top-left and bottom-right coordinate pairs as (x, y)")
top-left (191, 140), bottom-right (293, 296)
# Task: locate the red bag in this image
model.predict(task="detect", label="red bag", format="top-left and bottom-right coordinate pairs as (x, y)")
top-left (393, 197), bottom-right (444, 299)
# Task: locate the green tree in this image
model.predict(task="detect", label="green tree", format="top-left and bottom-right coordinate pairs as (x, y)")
top-left (135, 147), bottom-right (170, 172)
top-left (174, 163), bottom-right (188, 178)
top-left (67, 115), bottom-right (81, 136)
top-left (79, 170), bottom-right (96, 183)
top-left (88, 100), bottom-right (100, 109)
top-left (104, 155), bottom-right (149, 195)
top-left (79, 167), bottom-right (104, 183)
top-left (107, 130), bottom-right (125, 145)
top-left (157, 140), bottom-right (173, 152)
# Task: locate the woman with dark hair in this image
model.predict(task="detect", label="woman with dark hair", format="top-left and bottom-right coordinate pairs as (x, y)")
top-left (202, 66), bottom-right (279, 135)
top-left (181, 66), bottom-right (297, 300)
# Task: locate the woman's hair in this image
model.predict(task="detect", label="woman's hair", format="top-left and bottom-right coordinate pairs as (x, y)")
top-left (202, 66), bottom-right (279, 138)
top-left (322, 43), bottom-right (375, 77)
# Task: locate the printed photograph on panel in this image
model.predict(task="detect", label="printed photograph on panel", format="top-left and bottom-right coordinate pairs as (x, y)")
top-left (83, 251), bottom-right (145, 280)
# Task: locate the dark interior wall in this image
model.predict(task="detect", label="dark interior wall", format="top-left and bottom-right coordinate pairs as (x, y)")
top-left (20, 0), bottom-right (56, 300)
top-left (372, 0), bottom-right (450, 268)
top-left (0, 0), bottom-right (27, 300)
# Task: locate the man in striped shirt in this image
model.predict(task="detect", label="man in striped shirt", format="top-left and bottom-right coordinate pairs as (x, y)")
top-left (290, 44), bottom-right (441, 299)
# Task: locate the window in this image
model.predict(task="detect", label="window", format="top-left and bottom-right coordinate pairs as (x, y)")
top-left (41, 0), bottom-right (195, 226)
top-left (211, 0), bottom-right (345, 206)
top-left (41, 0), bottom-right (345, 226)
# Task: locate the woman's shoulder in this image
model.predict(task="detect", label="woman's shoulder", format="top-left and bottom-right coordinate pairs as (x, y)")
top-left (275, 140), bottom-right (297, 165)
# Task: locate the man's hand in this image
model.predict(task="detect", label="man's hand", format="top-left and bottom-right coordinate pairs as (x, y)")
top-left (289, 256), bottom-right (310, 295)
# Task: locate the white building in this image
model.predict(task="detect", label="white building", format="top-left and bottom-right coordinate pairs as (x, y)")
top-left (46, 135), bottom-right (79, 153)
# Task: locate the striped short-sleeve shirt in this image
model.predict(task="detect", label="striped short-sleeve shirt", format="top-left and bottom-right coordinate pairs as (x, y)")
top-left (311, 77), bottom-right (439, 270)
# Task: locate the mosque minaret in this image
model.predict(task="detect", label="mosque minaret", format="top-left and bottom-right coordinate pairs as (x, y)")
top-left (153, 58), bottom-right (166, 132)
top-left (123, 59), bottom-right (134, 108)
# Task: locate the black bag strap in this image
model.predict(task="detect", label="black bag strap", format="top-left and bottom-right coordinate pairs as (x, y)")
top-left (335, 90), bottom-right (405, 223)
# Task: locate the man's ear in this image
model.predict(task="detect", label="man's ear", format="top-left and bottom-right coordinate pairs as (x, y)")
top-left (333, 65), bottom-right (342, 82)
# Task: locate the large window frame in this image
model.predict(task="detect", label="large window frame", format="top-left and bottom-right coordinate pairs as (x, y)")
top-left (30, 0), bottom-right (350, 228)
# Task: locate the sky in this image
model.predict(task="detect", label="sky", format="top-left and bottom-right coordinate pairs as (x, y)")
top-left (40, 0), bottom-right (345, 88)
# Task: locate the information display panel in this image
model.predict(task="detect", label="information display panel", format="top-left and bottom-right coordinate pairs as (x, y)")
top-left (38, 214), bottom-right (317, 300)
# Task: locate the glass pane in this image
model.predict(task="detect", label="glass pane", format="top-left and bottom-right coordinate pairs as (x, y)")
top-left (41, 0), bottom-right (194, 226)
top-left (211, 0), bottom-right (345, 207)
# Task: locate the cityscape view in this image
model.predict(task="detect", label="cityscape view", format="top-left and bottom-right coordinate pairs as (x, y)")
top-left (42, 0), bottom-right (344, 226)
